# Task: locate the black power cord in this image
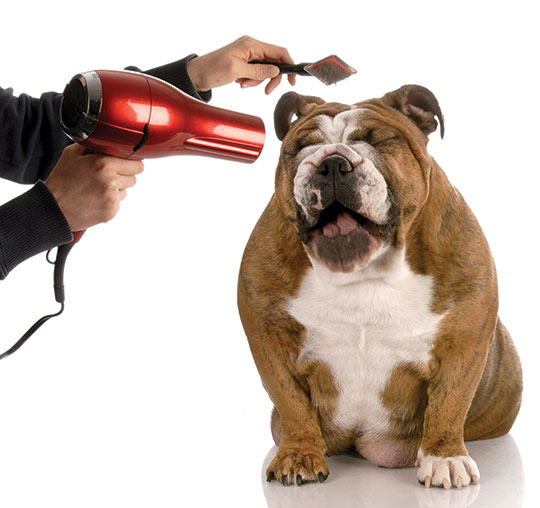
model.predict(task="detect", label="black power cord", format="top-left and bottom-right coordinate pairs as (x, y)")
top-left (0, 243), bottom-right (74, 361)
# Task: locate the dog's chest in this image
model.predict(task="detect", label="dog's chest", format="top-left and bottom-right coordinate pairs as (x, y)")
top-left (287, 251), bottom-right (444, 433)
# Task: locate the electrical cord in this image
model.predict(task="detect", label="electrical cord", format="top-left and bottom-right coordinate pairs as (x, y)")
top-left (0, 243), bottom-right (73, 361)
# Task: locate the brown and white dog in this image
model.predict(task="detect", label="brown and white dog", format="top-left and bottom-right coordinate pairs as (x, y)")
top-left (237, 85), bottom-right (522, 489)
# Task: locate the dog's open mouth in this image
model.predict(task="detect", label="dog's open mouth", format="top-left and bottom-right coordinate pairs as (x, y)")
top-left (299, 201), bottom-right (395, 272)
top-left (315, 202), bottom-right (373, 238)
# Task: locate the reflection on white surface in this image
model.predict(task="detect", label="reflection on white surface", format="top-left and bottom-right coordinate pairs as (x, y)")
top-left (261, 434), bottom-right (523, 508)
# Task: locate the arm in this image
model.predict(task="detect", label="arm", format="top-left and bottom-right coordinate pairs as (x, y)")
top-left (0, 87), bottom-right (70, 184)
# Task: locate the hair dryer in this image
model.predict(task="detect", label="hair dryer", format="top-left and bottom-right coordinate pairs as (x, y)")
top-left (59, 69), bottom-right (265, 163)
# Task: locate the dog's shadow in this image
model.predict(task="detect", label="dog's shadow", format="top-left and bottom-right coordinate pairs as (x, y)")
top-left (261, 434), bottom-right (523, 508)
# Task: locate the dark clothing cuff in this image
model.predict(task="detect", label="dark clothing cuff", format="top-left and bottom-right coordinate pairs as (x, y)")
top-left (0, 181), bottom-right (73, 279)
top-left (126, 54), bottom-right (212, 103)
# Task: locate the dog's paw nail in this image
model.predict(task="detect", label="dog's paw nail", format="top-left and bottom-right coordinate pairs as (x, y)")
top-left (442, 478), bottom-right (451, 490)
top-left (318, 472), bottom-right (328, 483)
top-left (281, 475), bottom-right (288, 486)
top-left (424, 476), bottom-right (431, 488)
top-left (472, 475), bottom-right (479, 485)
top-left (266, 472), bottom-right (275, 482)
top-left (296, 474), bottom-right (303, 486)
top-left (457, 476), bottom-right (463, 489)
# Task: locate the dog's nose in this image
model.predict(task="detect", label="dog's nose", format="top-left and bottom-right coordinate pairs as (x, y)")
top-left (317, 155), bottom-right (353, 176)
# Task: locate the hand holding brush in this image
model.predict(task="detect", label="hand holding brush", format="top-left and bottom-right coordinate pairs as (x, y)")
top-left (187, 35), bottom-right (297, 94)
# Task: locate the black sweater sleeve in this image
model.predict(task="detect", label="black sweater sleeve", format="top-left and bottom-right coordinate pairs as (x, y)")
top-left (137, 53), bottom-right (212, 103)
top-left (0, 88), bottom-right (72, 184)
top-left (0, 54), bottom-right (206, 279)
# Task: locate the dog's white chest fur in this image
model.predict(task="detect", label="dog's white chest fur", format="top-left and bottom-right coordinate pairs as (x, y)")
top-left (288, 248), bottom-right (444, 434)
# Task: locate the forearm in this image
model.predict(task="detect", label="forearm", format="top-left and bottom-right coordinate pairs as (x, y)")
top-left (0, 182), bottom-right (72, 279)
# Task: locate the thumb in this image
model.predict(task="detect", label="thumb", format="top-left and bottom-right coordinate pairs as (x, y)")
top-left (241, 62), bottom-right (280, 81)
top-left (63, 142), bottom-right (87, 156)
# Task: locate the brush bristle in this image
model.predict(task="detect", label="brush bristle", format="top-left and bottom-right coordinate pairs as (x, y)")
top-left (305, 55), bottom-right (357, 85)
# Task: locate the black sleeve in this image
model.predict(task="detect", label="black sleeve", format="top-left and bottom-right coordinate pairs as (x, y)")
top-left (0, 182), bottom-right (72, 279)
top-left (126, 53), bottom-right (212, 103)
top-left (0, 87), bottom-right (72, 184)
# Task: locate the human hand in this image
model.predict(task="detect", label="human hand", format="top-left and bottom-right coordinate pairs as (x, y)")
top-left (45, 144), bottom-right (144, 232)
top-left (186, 35), bottom-right (296, 95)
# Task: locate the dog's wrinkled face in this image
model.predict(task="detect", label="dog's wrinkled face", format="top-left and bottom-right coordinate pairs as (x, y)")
top-left (274, 86), bottom-right (444, 273)
top-left (291, 110), bottom-right (402, 272)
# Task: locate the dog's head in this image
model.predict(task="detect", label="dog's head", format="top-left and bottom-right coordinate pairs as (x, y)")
top-left (273, 85), bottom-right (444, 273)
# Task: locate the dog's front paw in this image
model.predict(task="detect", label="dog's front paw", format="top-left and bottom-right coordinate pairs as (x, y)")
top-left (416, 454), bottom-right (480, 489)
top-left (266, 445), bottom-right (329, 486)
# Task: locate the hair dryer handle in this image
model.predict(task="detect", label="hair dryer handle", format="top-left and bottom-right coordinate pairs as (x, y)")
top-left (69, 230), bottom-right (86, 245)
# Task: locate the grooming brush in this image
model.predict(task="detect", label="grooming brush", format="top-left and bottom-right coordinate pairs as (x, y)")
top-left (251, 55), bottom-right (357, 85)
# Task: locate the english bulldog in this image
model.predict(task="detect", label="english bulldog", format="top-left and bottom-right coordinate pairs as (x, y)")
top-left (237, 85), bottom-right (522, 489)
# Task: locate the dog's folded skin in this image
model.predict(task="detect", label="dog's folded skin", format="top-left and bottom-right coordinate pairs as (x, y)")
top-left (238, 86), bottom-right (522, 488)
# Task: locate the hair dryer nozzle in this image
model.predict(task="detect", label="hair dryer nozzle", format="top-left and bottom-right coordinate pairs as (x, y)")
top-left (60, 70), bottom-right (265, 163)
top-left (61, 72), bottom-right (102, 142)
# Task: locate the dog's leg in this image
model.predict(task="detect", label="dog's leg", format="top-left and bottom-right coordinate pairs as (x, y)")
top-left (258, 336), bottom-right (329, 486)
top-left (239, 292), bottom-right (329, 486)
top-left (416, 315), bottom-right (495, 488)
top-left (266, 403), bottom-right (328, 485)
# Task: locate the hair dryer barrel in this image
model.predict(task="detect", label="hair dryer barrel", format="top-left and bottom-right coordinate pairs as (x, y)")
top-left (60, 70), bottom-right (265, 163)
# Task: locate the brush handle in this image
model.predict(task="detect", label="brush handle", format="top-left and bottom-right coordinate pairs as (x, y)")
top-left (249, 61), bottom-right (311, 76)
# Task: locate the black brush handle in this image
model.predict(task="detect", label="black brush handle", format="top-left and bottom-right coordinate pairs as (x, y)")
top-left (249, 61), bottom-right (311, 76)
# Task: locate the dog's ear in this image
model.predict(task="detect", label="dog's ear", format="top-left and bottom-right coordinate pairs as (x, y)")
top-left (274, 92), bottom-right (325, 141)
top-left (381, 85), bottom-right (445, 139)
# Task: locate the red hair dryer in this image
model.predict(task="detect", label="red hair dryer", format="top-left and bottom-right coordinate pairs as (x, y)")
top-left (59, 69), bottom-right (265, 163)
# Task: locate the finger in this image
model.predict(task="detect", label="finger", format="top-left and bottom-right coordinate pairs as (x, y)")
top-left (250, 41), bottom-right (295, 65)
top-left (115, 159), bottom-right (144, 176)
top-left (265, 75), bottom-right (284, 95)
top-left (118, 189), bottom-right (128, 201)
top-left (236, 62), bottom-right (280, 82)
top-left (64, 142), bottom-right (88, 156)
top-left (88, 154), bottom-right (144, 176)
top-left (117, 174), bottom-right (138, 190)
top-left (238, 78), bottom-right (264, 89)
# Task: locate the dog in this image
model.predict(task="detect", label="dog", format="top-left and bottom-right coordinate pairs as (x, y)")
top-left (237, 85), bottom-right (522, 489)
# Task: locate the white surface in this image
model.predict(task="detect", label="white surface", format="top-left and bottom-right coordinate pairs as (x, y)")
top-left (262, 435), bottom-right (523, 507)
top-left (1, 1), bottom-right (538, 507)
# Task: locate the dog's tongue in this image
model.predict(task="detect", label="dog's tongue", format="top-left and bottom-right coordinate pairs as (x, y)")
top-left (322, 211), bottom-right (359, 238)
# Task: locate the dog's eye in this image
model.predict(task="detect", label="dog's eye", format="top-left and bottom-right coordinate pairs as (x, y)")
top-left (369, 130), bottom-right (400, 147)
top-left (371, 136), bottom-right (399, 147)
top-left (347, 128), bottom-right (372, 143)
top-left (348, 128), bottom-right (399, 147)
top-left (296, 132), bottom-right (324, 151)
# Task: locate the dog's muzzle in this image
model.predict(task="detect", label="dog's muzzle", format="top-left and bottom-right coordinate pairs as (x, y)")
top-left (293, 145), bottom-right (401, 272)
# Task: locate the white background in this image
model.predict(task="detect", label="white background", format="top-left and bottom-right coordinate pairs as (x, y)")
top-left (1, 1), bottom-right (538, 507)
